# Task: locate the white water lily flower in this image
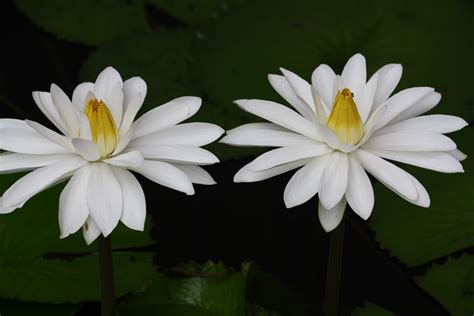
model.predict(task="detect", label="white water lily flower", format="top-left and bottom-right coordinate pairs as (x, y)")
top-left (0, 67), bottom-right (224, 244)
top-left (221, 53), bottom-right (467, 232)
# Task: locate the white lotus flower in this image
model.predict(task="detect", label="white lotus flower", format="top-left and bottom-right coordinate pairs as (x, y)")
top-left (0, 67), bottom-right (224, 244)
top-left (221, 53), bottom-right (467, 232)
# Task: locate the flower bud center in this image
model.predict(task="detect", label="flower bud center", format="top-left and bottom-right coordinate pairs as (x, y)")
top-left (326, 88), bottom-right (363, 145)
top-left (85, 99), bottom-right (118, 157)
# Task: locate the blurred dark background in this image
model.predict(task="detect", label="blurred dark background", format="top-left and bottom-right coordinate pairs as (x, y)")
top-left (0, 0), bottom-right (472, 315)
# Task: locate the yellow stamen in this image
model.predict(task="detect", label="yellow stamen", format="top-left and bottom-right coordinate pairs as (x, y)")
top-left (85, 99), bottom-right (118, 157)
top-left (326, 88), bottom-right (363, 145)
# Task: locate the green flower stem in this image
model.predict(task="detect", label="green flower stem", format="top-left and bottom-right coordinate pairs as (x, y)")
top-left (98, 235), bottom-right (117, 316)
top-left (323, 216), bottom-right (345, 316)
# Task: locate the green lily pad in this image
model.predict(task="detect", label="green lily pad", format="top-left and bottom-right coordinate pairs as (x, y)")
top-left (351, 302), bottom-right (396, 316)
top-left (415, 255), bottom-right (474, 315)
top-left (0, 299), bottom-right (81, 316)
top-left (369, 131), bottom-right (473, 267)
top-left (15, 0), bottom-right (150, 46)
top-left (119, 261), bottom-right (246, 316)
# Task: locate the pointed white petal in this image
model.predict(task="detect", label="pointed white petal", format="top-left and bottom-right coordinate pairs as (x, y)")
top-left (354, 149), bottom-right (417, 201)
top-left (0, 153), bottom-right (75, 174)
top-left (132, 96), bottom-right (201, 139)
top-left (59, 164), bottom-right (91, 238)
top-left (72, 82), bottom-right (94, 112)
top-left (72, 138), bottom-right (100, 161)
top-left (363, 131), bottom-right (457, 152)
top-left (371, 64), bottom-right (403, 108)
top-left (375, 87), bottom-right (434, 129)
top-left (25, 120), bottom-right (74, 150)
top-left (234, 99), bottom-right (321, 141)
top-left (131, 145), bottom-right (218, 165)
top-left (283, 155), bottom-right (330, 208)
top-left (248, 144), bottom-right (333, 171)
top-left (390, 91), bottom-right (441, 124)
top-left (123, 77), bottom-right (147, 111)
top-left (268, 74), bottom-right (315, 121)
top-left (311, 64), bottom-right (336, 110)
top-left (234, 159), bottom-right (311, 183)
top-left (332, 75), bottom-right (345, 102)
top-left (131, 160), bottom-right (194, 195)
top-left (448, 149), bottom-right (467, 161)
top-left (406, 173), bottom-right (430, 207)
top-left (32, 91), bottom-right (68, 135)
top-left (93, 66), bottom-right (123, 102)
top-left (129, 123), bottom-right (224, 148)
top-left (279, 68), bottom-right (314, 108)
top-left (83, 216), bottom-right (101, 245)
top-left (354, 73), bottom-right (378, 123)
top-left (106, 82), bottom-right (124, 128)
top-left (341, 53), bottom-right (366, 96)
top-left (112, 167), bottom-right (146, 231)
top-left (78, 113), bottom-right (92, 141)
top-left (87, 162), bottom-right (122, 236)
top-left (104, 151), bottom-right (144, 168)
top-left (0, 119), bottom-right (71, 154)
top-left (119, 93), bottom-right (142, 136)
top-left (318, 198), bottom-right (346, 232)
top-left (345, 155), bottom-right (374, 220)
top-left (1, 156), bottom-right (86, 209)
top-left (311, 89), bottom-right (330, 123)
top-left (50, 83), bottom-right (80, 137)
top-left (378, 115), bottom-right (468, 134)
top-left (319, 151), bottom-right (349, 210)
top-left (112, 127), bottom-right (133, 155)
top-left (172, 164), bottom-right (216, 185)
top-left (365, 149), bottom-right (464, 173)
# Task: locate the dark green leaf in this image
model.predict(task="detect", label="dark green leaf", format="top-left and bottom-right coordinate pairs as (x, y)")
top-left (351, 302), bottom-right (396, 316)
top-left (0, 299), bottom-right (81, 316)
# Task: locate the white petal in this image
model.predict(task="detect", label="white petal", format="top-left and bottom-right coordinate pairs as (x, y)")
top-left (123, 77), bottom-right (147, 110)
top-left (279, 68), bottom-right (314, 108)
top-left (131, 160), bottom-right (194, 195)
top-left (112, 127), bottom-right (133, 155)
top-left (172, 164), bottom-right (216, 185)
top-left (390, 91), bottom-right (441, 124)
top-left (354, 73), bottom-right (378, 123)
top-left (332, 75), bottom-right (346, 102)
top-left (378, 114), bottom-right (468, 134)
top-left (112, 167), bottom-right (146, 231)
top-left (59, 164), bottom-right (91, 238)
top-left (448, 149), bottom-right (467, 161)
top-left (50, 83), bottom-right (80, 137)
top-left (104, 151), bottom-right (144, 168)
top-left (354, 149), bottom-right (417, 201)
top-left (93, 66), bottom-right (123, 102)
top-left (234, 159), bottom-right (311, 183)
top-left (319, 151), bottom-right (349, 210)
top-left (72, 82), bottom-right (94, 111)
top-left (283, 154), bottom-right (330, 208)
top-left (371, 64), bottom-right (403, 108)
top-left (129, 123), bottom-right (224, 148)
top-left (25, 120), bottom-right (74, 150)
top-left (132, 96), bottom-right (201, 139)
top-left (375, 87), bottom-right (434, 129)
top-left (106, 82), bottom-right (124, 128)
top-left (311, 89), bottom-right (330, 123)
top-left (83, 216), bottom-right (101, 245)
top-left (221, 124), bottom-right (315, 147)
top-left (132, 145), bottom-right (219, 165)
top-left (248, 144), bottom-right (333, 171)
top-left (119, 93), bottom-right (142, 136)
top-left (0, 119), bottom-right (71, 154)
top-left (268, 74), bottom-right (316, 121)
top-left (32, 91), bottom-right (68, 135)
top-left (341, 53), bottom-right (366, 96)
top-left (317, 125), bottom-right (357, 153)
top-left (72, 138), bottom-right (100, 161)
top-left (87, 162), bottom-right (122, 236)
top-left (406, 173), bottom-right (430, 207)
top-left (363, 131), bottom-right (457, 152)
top-left (345, 155), bottom-right (374, 220)
top-left (318, 198), bottom-right (346, 232)
top-left (311, 64), bottom-right (336, 110)
top-left (234, 99), bottom-right (321, 141)
top-left (1, 156), bottom-right (86, 209)
top-left (78, 113), bottom-right (92, 141)
top-left (0, 153), bottom-right (74, 174)
top-left (365, 149), bottom-right (464, 173)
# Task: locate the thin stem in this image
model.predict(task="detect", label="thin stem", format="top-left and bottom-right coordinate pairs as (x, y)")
top-left (98, 235), bottom-right (117, 316)
top-left (323, 216), bottom-right (345, 316)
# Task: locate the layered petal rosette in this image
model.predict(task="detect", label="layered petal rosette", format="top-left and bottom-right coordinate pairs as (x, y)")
top-left (221, 54), bottom-right (467, 232)
top-left (0, 67), bottom-right (224, 243)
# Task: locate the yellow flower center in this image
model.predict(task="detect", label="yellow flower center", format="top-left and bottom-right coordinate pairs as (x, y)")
top-left (326, 88), bottom-right (363, 145)
top-left (84, 99), bottom-right (118, 157)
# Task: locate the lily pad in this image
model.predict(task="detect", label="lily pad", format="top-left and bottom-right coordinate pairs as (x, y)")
top-left (415, 255), bottom-right (474, 315)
